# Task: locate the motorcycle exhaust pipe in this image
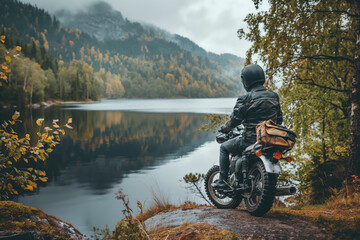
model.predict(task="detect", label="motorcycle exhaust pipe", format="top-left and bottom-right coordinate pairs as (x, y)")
top-left (275, 185), bottom-right (297, 196)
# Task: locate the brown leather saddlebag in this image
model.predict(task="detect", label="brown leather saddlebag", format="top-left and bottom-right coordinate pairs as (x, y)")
top-left (256, 120), bottom-right (297, 150)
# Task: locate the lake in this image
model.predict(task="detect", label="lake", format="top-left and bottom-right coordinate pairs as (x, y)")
top-left (9, 98), bottom-right (236, 237)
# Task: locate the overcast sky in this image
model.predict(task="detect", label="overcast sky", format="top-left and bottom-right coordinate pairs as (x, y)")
top-left (21, 0), bottom-right (269, 58)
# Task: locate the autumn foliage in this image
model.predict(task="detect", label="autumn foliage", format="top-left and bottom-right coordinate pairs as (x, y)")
top-left (0, 35), bottom-right (21, 86)
top-left (0, 112), bottom-right (71, 200)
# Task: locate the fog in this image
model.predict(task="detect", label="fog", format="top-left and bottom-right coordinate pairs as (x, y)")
top-left (21, 0), bottom-right (269, 57)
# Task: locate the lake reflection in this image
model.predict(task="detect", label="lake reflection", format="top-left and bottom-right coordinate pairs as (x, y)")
top-left (46, 111), bottom-right (214, 194)
top-left (11, 99), bottom-right (237, 236)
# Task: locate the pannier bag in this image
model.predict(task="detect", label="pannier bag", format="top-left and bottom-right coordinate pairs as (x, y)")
top-left (256, 120), bottom-right (297, 150)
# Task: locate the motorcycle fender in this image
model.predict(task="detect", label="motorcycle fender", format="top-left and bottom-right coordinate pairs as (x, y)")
top-left (258, 155), bottom-right (282, 174)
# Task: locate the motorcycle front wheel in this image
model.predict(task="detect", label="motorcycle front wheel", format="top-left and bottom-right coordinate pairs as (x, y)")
top-left (204, 165), bottom-right (242, 209)
top-left (244, 160), bottom-right (277, 216)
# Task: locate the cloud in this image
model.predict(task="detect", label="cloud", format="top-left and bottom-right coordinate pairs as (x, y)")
top-left (21, 0), bottom-right (268, 57)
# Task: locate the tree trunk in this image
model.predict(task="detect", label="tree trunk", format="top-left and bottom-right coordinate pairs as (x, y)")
top-left (30, 80), bottom-right (33, 105)
top-left (60, 76), bottom-right (62, 99)
top-left (347, 1), bottom-right (360, 194)
top-left (23, 66), bottom-right (29, 90)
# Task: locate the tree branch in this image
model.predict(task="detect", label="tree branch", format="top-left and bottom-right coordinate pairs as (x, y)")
top-left (298, 54), bottom-right (353, 64)
top-left (329, 102), bottom-right (349, 119)
top-left (312, 10), bottom-right (359, 18)
top-left (296, 75), bottom-right (351, 93)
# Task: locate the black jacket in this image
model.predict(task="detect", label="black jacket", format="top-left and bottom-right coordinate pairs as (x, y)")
top-left (223, 85), bottom-right (283, 141)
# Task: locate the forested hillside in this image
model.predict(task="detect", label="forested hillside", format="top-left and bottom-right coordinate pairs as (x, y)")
top-left (0, 0), bottom-right (244, 106)
top-left (56, 1), bottom-right (244, 79)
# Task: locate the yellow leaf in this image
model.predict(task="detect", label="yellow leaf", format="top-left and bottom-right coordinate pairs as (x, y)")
top-left (67, 118), bottom-right (72, 124)
top-left (46, 148), bottom-right (53, 153)
top-left (26, 185), bottom-right (34, 191)
top-left (24, 158), bottom-right (28, 163)
top-left (0, 35), bottom-right (5, 40)
top-left (53, 124), bottom-right (60, 128)
top-left (16, 46), bottom-right (22, 51)
top-left (12, 111), bottom-right (20, 120)
top-left (39, 177), bottom-right (48, 182)
top-left (36, 119), bottom-right (42, 126)
top-left (65, 124), bottom-right (72, 129)
top-left (38, 170), bottom-right (46, 176)
top-left (29, 181), bottom-right (37, 188)
top-left (5, 56), bottom-right (11, 63)
top-left (19, 147), bottom-right (26, 154)
top-left (7, 161), bottom-right (12, 165)
top-left (25, 134), bottom-right (30, 140)
top-left (27, 168), bottom-right (33, 172)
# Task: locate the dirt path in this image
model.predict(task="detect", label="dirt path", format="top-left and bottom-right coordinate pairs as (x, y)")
top-left (144, 207), bottom-right (332, 240)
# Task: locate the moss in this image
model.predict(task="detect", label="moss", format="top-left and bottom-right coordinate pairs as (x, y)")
top-left (0, 201), bottom-right (83, 239)
top-left (0, 201), bottom-right (38, 231)
top-left (0, 201), bottom-right (38, 223)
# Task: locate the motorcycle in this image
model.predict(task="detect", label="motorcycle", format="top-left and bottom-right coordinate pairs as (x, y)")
top-left (204, 126), bottom-right (296, 216)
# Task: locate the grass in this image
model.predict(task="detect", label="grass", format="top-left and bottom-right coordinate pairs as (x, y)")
top-left (148, 222), bottom-right (252, 240)
top-left (271, 193), bottom-right (360, 240)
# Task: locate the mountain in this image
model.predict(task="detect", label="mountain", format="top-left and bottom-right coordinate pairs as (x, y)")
top-left (56, 1), bottom-right (244, 79)
top-left (55, 2), bottom-right (145, 42)
top-left (0, 0), bottom-right (244, 100)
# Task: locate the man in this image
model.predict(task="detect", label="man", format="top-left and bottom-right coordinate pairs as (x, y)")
top-left (212, 64), bottom-right (283, 189)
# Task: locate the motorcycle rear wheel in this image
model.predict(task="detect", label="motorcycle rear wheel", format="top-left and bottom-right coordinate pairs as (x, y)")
top-left (244, 160), bottom-right (277, 216)
top-left (204, 165), bottom-right (242, 209)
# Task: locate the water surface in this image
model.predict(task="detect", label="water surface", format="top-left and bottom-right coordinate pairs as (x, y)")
top-left (13, 98), bottom-right (236, 237)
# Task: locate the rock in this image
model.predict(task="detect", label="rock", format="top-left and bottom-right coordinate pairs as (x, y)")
top-left (144, 207), bottom-right (332, 240)
top-left (0, 201), bottom-right (85, 239)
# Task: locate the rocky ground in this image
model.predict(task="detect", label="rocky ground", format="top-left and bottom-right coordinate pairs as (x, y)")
top-left (144, 207), bottom-right (332, 240)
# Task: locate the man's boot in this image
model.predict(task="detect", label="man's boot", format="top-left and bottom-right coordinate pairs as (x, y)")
top-left (211, 174), bottom-right (228, 189)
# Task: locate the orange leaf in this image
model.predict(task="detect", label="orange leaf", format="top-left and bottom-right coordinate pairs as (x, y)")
top-left (39, 177), bottom-right (48, 182)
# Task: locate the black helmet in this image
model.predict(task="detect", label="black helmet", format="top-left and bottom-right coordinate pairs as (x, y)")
top-left (241, 64), bottom-right (265, 91)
